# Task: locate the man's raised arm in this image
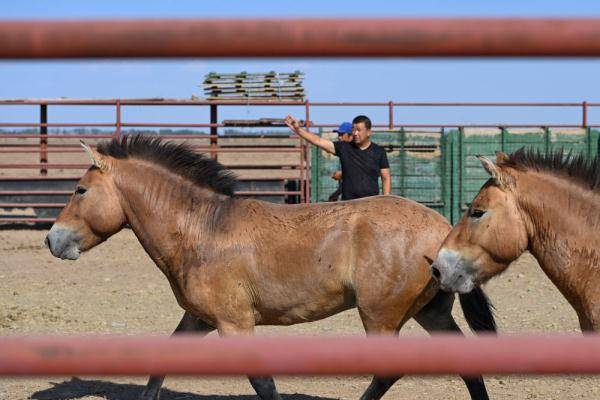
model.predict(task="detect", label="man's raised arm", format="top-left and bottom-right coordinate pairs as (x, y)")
top-left (285, 115), bottom-right (335, 154)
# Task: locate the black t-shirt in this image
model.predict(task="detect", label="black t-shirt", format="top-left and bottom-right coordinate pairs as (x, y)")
top-left (333, 141), bottom-right (389, 200)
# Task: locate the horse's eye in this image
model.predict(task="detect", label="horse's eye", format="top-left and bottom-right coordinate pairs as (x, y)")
top-left (470, 209), bottom-right (486, 219)
top-left (75, 187), bottom-right (87, 195)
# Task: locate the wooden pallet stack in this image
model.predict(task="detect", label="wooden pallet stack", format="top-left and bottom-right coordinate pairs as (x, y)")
top-left (202, 71), bottom-right (305, 101)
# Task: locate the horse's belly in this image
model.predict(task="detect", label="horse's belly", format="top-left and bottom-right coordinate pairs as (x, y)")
top-left (254, 288), bottom-right (356, 326)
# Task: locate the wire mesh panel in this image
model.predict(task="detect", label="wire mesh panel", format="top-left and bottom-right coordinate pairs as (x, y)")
top-left (311, 129), bottom-right (446, 217)
top-left (456, 127), bottom-right (600, 223)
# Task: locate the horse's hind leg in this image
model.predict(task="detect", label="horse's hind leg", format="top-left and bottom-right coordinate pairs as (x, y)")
top-left (138, 312), bottom-right (214, 400)
top-left (356, 305), bottom-right (413, 400)
top-left (413, 291), bottom-right (489, 400)
top-left (218, 321), bottom-right (281, 400)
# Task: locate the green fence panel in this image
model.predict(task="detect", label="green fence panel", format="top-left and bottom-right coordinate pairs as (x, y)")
top-left (311, 129), bottom-right (448, 218)
top-left (454, 127), bottom-right (600, 224)
top-left (311, 128), bottom-right (600, 225)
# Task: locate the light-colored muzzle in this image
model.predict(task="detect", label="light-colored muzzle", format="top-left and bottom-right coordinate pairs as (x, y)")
top-left (45, 224), bottom-right (81, 260)
top-left (431, 248), bottom-right (475, 294)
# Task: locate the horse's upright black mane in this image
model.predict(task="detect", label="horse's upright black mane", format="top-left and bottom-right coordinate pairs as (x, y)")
top-left (97, 135), bottom-right (237, 196)
top-left (501, 147), bottom-right (600, 190)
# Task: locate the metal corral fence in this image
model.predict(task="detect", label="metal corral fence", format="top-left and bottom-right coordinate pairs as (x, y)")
top-left (4, 16), bottom-right (600, 380)
top-left (312, 125), bottom-right (600, 224)
top-left (2, 99), bottom-right (600, 223)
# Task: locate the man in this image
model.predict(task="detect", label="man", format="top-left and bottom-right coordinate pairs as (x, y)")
top-left (328, 122), bottom-right (353, 202)
top-left (285, 114), bottom-right (391, 200)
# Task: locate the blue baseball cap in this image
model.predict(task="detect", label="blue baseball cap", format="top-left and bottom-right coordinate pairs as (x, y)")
top-left (333, 122), bottom-right (353, 135)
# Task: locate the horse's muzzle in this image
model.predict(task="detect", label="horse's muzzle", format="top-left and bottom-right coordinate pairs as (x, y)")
top-left (45, 225), bottom-right (81, 260)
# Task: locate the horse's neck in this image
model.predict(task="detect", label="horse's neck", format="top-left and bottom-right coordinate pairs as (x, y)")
top-left (517, 171), bottom-right (600, 311)
top-left (116, 166), bottom-right (225, 272)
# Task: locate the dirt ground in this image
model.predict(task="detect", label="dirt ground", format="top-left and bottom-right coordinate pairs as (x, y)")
top-left (1, 229), bottom-right (598, 400)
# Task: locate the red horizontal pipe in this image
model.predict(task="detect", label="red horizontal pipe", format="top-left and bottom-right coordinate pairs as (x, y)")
top-left (4, 19), bottom-right (600, 58)
top-left (391, 102), bottom-right (586, 107)
top-left (0, 134), bottom-right (114, 139)
top-left (0, 190), bottom-right (72, 195)
top-left (121, 123), bottom-right (224, 128)
top-left (1, 99), bottom-right (598, 106)
top-left (0, 125), bottom-right (586, 132)
top-left (312, 101), bottom-right (585, 107)
top-left (0, 176), bottom-right (82, 181)
top-left (0, 176), bottom-right (301, 181)
top-left (312, 124), bottom-right (583, 129)
top-left (0, 164), bottom-right (90, 169)
top-left (2, 335), bottom-right (600, 376)
top-left (0, 163), bottom-right (303, 169)
top-left (0, 99), bottom-right (307, 106)
top-left (235, 191), bottom-right (302, 196)
top-left (0, 123), bottom-right (115, 127)
top-left (0, 218), bottom-right (54, 223)
top-left (0, 203), bottom-right (65, 208)
top-left (0, 147), bottom-right (303, 154)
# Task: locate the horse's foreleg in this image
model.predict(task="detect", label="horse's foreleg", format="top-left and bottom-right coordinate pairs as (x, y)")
top-left (359, 376), bottom-right (401, 400)
top-left (139, 312), bottom-right (214, 400)
top-left (413, 291), bottom-right (489, 400)
top-left (248, 377), bottom-right (281, 400)
top-left (218, 321), bottom-right (281, 400)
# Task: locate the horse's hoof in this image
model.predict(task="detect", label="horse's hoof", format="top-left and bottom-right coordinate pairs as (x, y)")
top-left (138, 391), bottom-right (160, 400)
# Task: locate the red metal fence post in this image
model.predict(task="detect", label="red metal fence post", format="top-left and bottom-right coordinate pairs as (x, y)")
top-left (388, 101), bottom-right (394, 129)
top-left (303, 100), bottom-right (311, 203)
top-left (40, 104), bottom-right (48, 176)
top-left (210, 104), bottom-right (218, 159)
top-left (583, 101), bottom-right (588, 127)
top-left (115, 100), bottom-right (121, 139)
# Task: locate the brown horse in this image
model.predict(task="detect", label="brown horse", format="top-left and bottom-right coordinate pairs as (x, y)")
top-left (45, 135), bottom-right (495, 400)
top-left (432, 148), bottom-right (600, 332)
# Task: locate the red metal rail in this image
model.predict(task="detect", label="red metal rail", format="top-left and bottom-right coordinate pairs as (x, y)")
top-left (2, 335), bottom-right (600, 376)
top-left (4, 19), bottom-right (600, 58)
top-left (1, 98), bottom-right (597, 217)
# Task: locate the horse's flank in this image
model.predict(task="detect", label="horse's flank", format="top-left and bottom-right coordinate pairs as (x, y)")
top-left (95, 138), bottom-right (449, 329)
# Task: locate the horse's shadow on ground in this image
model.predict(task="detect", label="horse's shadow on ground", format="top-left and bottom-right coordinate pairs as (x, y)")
top-left (31, 377), bottom-right (338, 400)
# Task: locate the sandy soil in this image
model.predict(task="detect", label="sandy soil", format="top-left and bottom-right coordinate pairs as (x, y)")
top-left (1, 229), bottom-right (598, 400)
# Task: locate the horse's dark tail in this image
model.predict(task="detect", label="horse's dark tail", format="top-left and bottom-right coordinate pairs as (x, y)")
top-left (459, 286), bottom-right (496, 333)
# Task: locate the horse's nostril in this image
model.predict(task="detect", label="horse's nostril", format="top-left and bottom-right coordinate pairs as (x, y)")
top-left (431, 265), bottom-right (441, 280)
top-left (44, 235), bottom-right (49, 247)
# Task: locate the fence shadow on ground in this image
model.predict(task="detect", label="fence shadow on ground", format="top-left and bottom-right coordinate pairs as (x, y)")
top-left (30, 377), bottom-right (338, 400)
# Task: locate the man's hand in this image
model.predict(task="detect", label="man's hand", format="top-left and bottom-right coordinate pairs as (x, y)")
top-left (285, 115), bottom-right (301, 132)
top-left (284, 114), bottom-right (335, 155)
top-left (331, 171), bottom-right (342, 181)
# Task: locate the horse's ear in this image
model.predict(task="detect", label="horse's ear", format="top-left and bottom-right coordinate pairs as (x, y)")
top-left (80, 141), bottom-right (108, 171)
top-left (495, 151), bottom-right (509, 164)
top-left (476, 155), bottom-right (507, 189)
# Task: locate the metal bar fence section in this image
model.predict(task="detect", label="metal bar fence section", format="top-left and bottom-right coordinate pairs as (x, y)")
top-left (2, 99), bottom-right (600, 223)
top-left (4, 19), bottom-right (600, 58)
top-left (3, 335), bottom-right (600, 376)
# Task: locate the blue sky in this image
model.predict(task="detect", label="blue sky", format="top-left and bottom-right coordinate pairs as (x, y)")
top-left (2, 1), bottom-right (600, 128)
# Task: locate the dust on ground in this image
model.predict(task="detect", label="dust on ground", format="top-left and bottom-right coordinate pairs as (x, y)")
top-left (1, 229), bottom-right (597, 400)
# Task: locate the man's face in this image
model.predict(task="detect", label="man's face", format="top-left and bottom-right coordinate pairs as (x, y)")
top-left (339, 133), bottom-right (353, 142)
top-left (352, 122), bottom-right (371, 146)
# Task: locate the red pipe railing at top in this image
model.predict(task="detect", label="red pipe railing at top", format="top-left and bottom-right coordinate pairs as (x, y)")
top-left (2, 334), bottom-right (600, 376)
top-left (1, 98), bottom-right (598, 209)
top-left (0, 99), bottom-right (597, 129)
top-left (4, 19), bottom-right (600, 58)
